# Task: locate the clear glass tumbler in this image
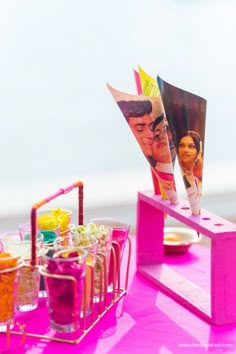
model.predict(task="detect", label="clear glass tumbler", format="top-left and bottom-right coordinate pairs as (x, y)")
top-left (19, 221), bottom-right (59, 298)
top-left (38, 208), bottom-right (72, 234)
top-left (3, 231), bottom-right (44, 311)
top-left (0, 251), bottom-right (23, 331)
top-left (68, 230), bottom-right (98, 315)
top-left (42, 247), bottom-right (87, 332)
top-left (83, 223), bottom-right (113, 302)
top-left (90, 218), bottom-right (130, 293)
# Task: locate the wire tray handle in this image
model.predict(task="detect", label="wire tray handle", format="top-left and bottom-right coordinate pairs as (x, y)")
top-left (30, 180), bottom-right (84, 266)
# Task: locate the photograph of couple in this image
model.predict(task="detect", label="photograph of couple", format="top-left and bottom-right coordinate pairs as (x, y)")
top-left (108, 83), bottom-right (204, 214)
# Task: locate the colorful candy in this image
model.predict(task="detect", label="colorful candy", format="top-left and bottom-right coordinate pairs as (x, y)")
top-left (37, 208), bottom-right (72, 233)
top-left (0, 252), bottom-right (19, 324)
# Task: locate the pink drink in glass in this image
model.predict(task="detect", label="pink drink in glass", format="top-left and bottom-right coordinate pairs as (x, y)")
top-left (43, 248), bottom-right (87, 332)
top-left (90, 218), bottom-right (130, 293)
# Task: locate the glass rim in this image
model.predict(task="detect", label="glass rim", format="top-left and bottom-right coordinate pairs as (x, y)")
top-left (0, 252), bottom-right (23, 271)
top-left (39, 208), bottom-right (73, 216)
top-left (0, 252), bottom-right (20, 261)
top-left (0, 231), bottom-right (21, 241)
top-left (55, 234), bottom-right (98, 248)
top-left (89, 217), bottom-right (130, 230)
top-left (1, 231), bottom-right (44, 244)
top-left (72, 223), bottom-right (112, 232)
top-left (14, 231), bottom-right (44, 243)
top-left (18, 222), bottom-right (48, 232)
top-left (43, 247), bottom-right (88, 262)
top-left (59, 224), bottom-right (75, 235)
top-left (0, 259), bottom-right (24, 273)
top-left (18, 223), bottom-right (59, 236)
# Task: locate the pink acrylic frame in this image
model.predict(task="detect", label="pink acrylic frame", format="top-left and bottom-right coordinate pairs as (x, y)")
top-left (136, 190), bottom-right (236, 325)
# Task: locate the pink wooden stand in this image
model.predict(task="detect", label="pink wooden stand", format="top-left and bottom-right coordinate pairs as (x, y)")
top-left (136, 190), bottom-right (236, 325)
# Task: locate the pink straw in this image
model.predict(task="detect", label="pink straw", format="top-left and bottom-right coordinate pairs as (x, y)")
top-left (30, 180), bottom-right (84, 266)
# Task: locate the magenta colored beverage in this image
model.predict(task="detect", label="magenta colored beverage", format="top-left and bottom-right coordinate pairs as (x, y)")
top-left (42, 248), bottom-right (87, 332)
top-left (108, 224), bottom-right (130, 292)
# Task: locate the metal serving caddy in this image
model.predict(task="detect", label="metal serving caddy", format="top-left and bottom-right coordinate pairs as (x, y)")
top-left (8, 180), bottom-right (132, 344)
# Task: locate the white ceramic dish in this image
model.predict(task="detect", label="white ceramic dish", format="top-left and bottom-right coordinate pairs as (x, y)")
top-left (163, 227), bottom-right (201, 254)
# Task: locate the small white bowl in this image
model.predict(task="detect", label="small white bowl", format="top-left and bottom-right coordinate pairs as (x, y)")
top-left (163, 227), bottom-right (201, 254)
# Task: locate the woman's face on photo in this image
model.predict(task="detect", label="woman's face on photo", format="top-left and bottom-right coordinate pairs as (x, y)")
top-left (178, 136), bottom-right (197, 167)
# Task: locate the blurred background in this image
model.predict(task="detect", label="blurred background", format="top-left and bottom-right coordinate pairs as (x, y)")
top-left (1, 0), bottom-right (236, 233)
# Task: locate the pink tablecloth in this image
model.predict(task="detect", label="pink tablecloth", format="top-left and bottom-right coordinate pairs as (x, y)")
top-left (1, 237), bottom-right (236, 353)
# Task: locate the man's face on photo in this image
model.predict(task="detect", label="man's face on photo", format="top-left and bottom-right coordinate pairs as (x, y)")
top-left (128, 114), bottom-right (154, 156)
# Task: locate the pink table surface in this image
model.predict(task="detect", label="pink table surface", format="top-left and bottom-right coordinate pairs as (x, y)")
top-left (1, 236), bottom-right (236, 354)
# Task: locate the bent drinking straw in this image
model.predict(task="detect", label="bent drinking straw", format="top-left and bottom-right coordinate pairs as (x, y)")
top-left (30, 180), bottom-right (84, 266)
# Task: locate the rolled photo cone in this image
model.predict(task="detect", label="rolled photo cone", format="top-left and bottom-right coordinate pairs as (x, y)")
top-left (134, 67), bottom-right (164, 197)
top-left (158, 76), bottom-right (206, 215)
top-left (107, 83), bottom-right (178, 204)
top-left (134, 66), bottom-right (177, 200)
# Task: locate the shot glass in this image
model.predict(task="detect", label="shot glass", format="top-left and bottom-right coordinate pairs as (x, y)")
top-left (3, 231), bottom-right (44, 311)
top-left (41, 248), bottom-right (87, 332)
top-left (90, 218), bottom-right (130, 293)
top-left (0, 252), bottom-right (23, 332)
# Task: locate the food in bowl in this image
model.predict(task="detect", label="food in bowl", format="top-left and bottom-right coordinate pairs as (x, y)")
top-left (163, 227), bottom-right (201, 254)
